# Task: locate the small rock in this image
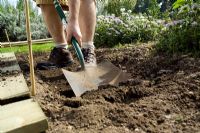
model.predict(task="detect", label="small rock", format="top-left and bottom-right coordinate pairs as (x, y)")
top-left (103, 124), bottom-right (107, 128)
top-left (188, 91), bottom-right (194, 95)
top-left (182, 122), bottom-right (187, 127)
top-left (134, 128), bottom-right (140, 132)
top-left (134, 128), bottom-right (145, 133)
top-left (38, 80), bottom-right (43, 84)
top-left (158, 69), bottom-right (172, 75)
top-left (141, 80), bottom-right (151, 87)
top-left (13, 71), bottom-right (19, 74)
top-left (27, 78), bottom-right (30, 81)
top-left (2, 78), bottom-right (6, 81)
top-left (164, 115), bottom-right (172, 119)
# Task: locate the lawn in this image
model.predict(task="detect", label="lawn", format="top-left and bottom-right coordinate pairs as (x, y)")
top-left (0, 43), bottom-right (54, 53)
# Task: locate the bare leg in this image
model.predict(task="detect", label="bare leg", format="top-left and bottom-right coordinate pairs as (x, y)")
top-left (39, 5), bottom-right (73, 67)
top-left (79, 0), bottom-right (96, 43)
top-left (40, 1), bottom-right (96, 44)
top-left (40, 5), bottom-right (67, 44)
top-left (78, 0), bottom-right (97, 66)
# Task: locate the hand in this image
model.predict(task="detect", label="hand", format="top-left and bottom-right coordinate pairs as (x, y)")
top-left (65, 20), bottom-right (82, 47)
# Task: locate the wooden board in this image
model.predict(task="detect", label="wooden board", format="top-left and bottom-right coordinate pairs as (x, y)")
top-left (0, 52), bottom-right (30, 100)
top-left (0, 99), bottom-right (48, 133)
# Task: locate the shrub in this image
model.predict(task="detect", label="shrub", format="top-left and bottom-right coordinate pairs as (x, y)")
top-left (0, 2), bottom-right (49, 42)
top-left (102, 0), bottom-right (137, 16)
top-left (94, 9), bottom-right (163, 47)
top-left (157, 1), bottom-right (200, 54)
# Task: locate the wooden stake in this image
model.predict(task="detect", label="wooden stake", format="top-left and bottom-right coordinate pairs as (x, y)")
top-left (24, 0), bottom-right (36, 96)
top-left (4, 29), bottom-right (12, 48)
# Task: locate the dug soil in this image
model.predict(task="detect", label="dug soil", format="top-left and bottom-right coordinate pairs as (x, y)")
top-left (16, 44), bottom-right (200, 133)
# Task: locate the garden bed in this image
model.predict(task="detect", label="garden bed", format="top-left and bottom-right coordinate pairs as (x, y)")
top-left (16, 44), bottom-right (200, 133)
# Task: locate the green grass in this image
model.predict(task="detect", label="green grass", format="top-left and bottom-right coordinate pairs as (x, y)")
top-left (0, 43), bottom-right (54, 53)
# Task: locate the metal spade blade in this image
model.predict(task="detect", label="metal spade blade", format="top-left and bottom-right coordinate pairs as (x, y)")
top-left (62, 61), bottom-right (131, 97)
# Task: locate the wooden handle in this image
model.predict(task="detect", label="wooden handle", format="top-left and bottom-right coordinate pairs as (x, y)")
top-left (25, 0), bottom-right (36, 96)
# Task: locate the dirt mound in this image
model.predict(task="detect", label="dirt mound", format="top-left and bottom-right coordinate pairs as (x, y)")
top-left (17, 44), bottom-right (200, 133)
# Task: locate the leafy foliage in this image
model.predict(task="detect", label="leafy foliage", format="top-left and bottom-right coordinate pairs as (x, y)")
top-left (134, 0), bottom-right (176, 17)
top-left (146, 0), bottom-right (161, 18)
top-left (103, 0), bottom-right (136, 16)
top-left (0, 1), bottom-right (49, 42)
top-left (157, 0), bottom-right (200, 54)
top-left (95, 9), bottom-right (163, 47)
top-left (97, 0), bottom-right (137, 16)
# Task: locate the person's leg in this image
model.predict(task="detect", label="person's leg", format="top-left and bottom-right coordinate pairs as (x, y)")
top-left (40, 5), bottom-right (67, 45)
top-left (79, 0), bottom-right (97, 66)
top-left (38, 3), bottom-right (73, 67)
top-left (79, 0), bottom-right (96, 43)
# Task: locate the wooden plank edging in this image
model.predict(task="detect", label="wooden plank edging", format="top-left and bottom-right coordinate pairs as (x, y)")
top-left (0, 99), bottom-right (48, 133)
top-left (0, 52), bottom-right (30, 101)
top-left (0, 38), bottom-right (53, 47)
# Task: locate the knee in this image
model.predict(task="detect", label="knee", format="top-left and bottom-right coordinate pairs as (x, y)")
top-left (80, 0), bottom-right (96, 5)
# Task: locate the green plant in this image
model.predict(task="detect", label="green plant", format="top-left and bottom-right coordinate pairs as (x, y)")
top-left (95, 9), bottom-right (163, 47)
top-left (98, 0), bottom-right (137, 16)
top-left (173, 0), bottom-right (193, 9)
top-left (134, 0), bottom-right (177, 18)
top-left (147, 0), bottom-right (161, 18)
top-left (157, 1), bottom-right (200, 55)
top-left (0, 1), bottom-right (49, 42)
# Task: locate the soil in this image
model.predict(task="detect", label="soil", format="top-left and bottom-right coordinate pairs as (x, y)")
top-left (16, 44), bottom-right (200, 133)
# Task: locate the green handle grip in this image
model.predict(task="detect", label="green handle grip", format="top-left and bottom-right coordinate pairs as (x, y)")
top-left (53, 0), bottom-right (85, 69)
top-left (71, 37), bottom-right (85, 69)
